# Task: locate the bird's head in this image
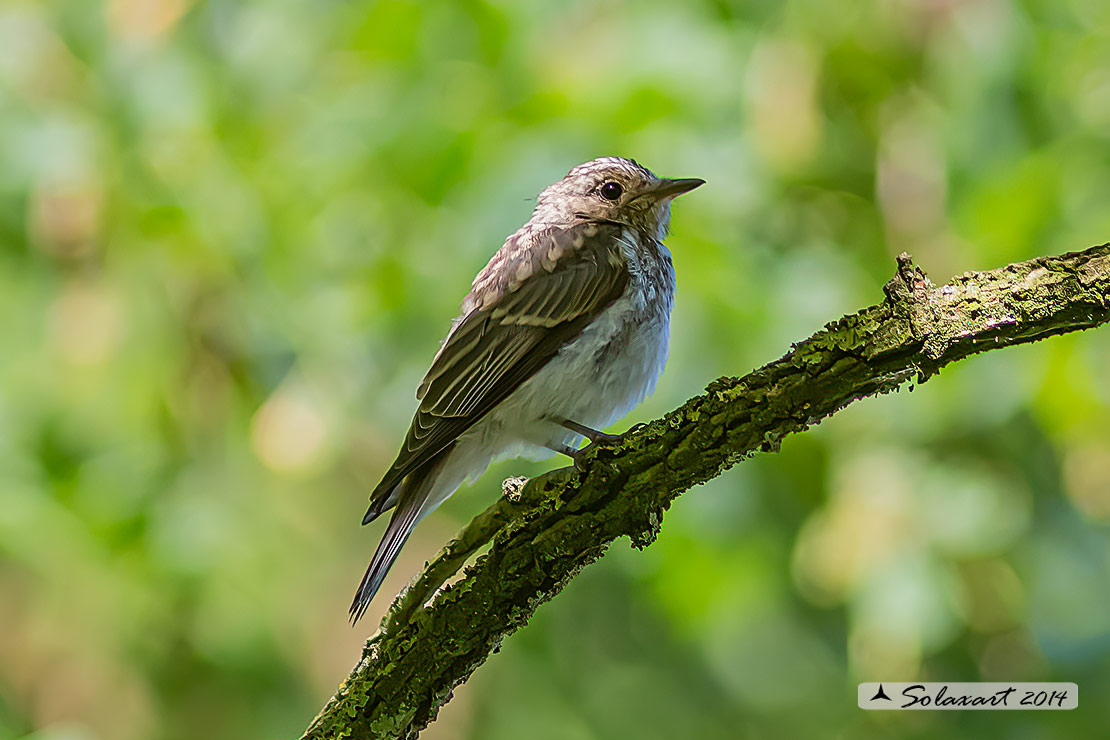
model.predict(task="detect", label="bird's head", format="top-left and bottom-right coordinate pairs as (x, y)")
top-left (532, 157), bottom-right (704, 241)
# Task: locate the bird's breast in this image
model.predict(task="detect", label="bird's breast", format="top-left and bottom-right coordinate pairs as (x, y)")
top-left (470, 228), bottom-right (676, 458)
top-left (535, 229), bottom-right (676, 427)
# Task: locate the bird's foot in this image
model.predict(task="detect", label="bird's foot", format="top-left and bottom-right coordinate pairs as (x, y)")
top-left (555, 417), bottom-right (647, 447)
top-left (584, 430), bottom-right (624, 446)
top-left (548, 420), bottom-right (649, 472)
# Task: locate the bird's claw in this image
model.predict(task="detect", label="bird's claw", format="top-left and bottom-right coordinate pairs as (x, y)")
top-left (589, 422), bottom-right (647, 447)
top-left (587, 431), bottom-right (624, 446)
top-left (551, 419), bottom-right (649, 468)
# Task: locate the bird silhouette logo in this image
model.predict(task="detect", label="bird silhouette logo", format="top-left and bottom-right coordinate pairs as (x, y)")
top-left (871, 684), bottom-right (892, 702)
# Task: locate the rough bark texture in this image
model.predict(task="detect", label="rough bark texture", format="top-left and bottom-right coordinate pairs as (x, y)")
top-left (302, 245), bottom-right (1110, 740)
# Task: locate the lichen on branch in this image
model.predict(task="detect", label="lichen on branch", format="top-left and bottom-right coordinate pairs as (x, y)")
top-left (302, 244), bottom-right (1110, 740)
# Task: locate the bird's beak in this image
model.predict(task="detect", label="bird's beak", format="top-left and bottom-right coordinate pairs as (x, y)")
top-left (648, 177), bottom-right (706, 201)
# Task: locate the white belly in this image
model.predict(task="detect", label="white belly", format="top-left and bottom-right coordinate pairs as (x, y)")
top-left (512, 286), bottom-right (669, 439)
top-left (464, 230), bottom-right (675, 464)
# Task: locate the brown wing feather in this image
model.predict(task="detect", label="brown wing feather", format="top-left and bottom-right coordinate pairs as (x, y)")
top-left (363, 222), bottom-right (629, 521)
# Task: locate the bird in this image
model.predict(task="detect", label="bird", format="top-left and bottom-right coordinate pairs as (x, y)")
top-left (350, 156), bottom-right (704, 622)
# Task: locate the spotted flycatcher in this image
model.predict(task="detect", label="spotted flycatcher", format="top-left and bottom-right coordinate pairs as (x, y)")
top-left (350, 157), bottom-right (703, 621)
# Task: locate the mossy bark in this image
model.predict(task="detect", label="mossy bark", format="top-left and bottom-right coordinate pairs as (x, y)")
top-left (302, 245), bottom-right (1110, 740)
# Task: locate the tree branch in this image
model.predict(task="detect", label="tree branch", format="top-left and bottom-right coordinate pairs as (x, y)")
top-left (302, 244), bottom-right (1110, 740)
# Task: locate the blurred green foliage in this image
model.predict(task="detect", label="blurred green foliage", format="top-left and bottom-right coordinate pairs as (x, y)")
top-left (1, 0), bottom-right (1109, 739)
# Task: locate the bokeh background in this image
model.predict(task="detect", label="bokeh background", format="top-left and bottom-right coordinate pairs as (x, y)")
top-left (2, 0), bottom-right (1110, 738)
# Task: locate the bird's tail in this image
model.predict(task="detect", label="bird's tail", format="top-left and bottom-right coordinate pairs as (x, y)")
top-left (349, 459), bottom-right (442, 623)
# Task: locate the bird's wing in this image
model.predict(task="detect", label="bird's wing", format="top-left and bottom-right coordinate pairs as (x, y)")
top-left (363, 221), bottom-right (630, 522)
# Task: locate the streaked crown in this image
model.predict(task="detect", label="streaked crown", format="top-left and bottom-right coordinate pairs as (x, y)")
top-left (530, 156), bottom-right (703, 241)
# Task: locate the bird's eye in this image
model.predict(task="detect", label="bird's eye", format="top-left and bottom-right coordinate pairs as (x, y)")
top-left (599, 181), bottom-right (623, 201)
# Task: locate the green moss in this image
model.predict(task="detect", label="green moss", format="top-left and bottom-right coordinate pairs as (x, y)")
top-left (305, 245), bottom-right (1110, 740)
